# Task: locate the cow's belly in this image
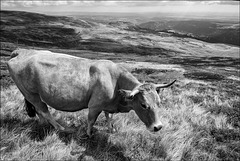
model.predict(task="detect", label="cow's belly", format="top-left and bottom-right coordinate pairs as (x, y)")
top-left (39, 85), bottom-right (90, 112)
top-left (43, 97), bottom-right (88, 112)
top-left (37, 71), bottom-right (92, 112)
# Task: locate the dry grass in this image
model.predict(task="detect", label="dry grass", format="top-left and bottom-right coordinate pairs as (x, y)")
top-left (1, 78), bottom-right (239, 160)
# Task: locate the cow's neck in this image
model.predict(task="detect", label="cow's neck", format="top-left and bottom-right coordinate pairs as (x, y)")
top-left (115, 70), bottom-right (141, 112)
top-left (118, 70), bottom-right (141, 90)
top-left (105, 93), bottom-right (132, 113)
top-left (103, 71), bottom-right (140, 114)
top-left (116, 94), bottom-right (132, 113)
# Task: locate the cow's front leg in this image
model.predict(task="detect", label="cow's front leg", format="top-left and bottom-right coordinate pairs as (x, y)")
top-left (104, 112), bottom-right (115, 133)
top-left (87, 109), bottom-right (101, 137)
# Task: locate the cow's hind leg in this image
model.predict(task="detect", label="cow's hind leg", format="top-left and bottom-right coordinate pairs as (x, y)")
top-left (26, 94), bottom-right (74, 133)
top-left (25, 99), bottom-right (36, 117)
top-left (25, 99), bottom-right (46, 124)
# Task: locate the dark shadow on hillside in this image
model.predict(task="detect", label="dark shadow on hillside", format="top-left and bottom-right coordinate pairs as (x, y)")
top-left (170, 56), bottom-right (240, 68)
top-left (0, 115), bottom-right (55, 141)
top-left (57, 122), bottom-right (132, 161)
top-left (75, 130), bottom-right (131, 161)
top-left (0, 115), bottom-right (132, 160)
top-left (77, 38), bottom-right (174, 57)
top-left (184, 72), bottom-right (224, 81)
top-left (28, 122), bottom-right (56, 141)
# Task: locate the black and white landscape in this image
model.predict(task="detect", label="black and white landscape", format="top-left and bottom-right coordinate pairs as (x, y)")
top-left (0, 1), bottom-right (239, 161)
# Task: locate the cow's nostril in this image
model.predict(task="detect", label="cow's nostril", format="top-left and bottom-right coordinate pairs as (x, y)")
top-left (154, 125), bottom-right (162, 132)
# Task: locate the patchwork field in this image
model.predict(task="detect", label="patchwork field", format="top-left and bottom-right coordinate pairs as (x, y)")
top-left (0, 11), bottom-right (239, 161)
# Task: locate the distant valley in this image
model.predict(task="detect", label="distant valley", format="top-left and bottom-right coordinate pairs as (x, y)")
top-left (139, 20), bottom-right (239, 46)
top-left (1, 10), bottom-right (239, 59)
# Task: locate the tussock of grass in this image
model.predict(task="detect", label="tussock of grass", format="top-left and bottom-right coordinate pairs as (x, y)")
top-left (1, 80), bottom-right (239, 160)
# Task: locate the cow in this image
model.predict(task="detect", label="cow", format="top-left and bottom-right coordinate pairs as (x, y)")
top-left (7, 49), bottom-right (176, 137)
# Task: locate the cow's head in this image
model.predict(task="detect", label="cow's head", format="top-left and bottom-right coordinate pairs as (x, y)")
top-left (119, 80), bottom-right (176, 132)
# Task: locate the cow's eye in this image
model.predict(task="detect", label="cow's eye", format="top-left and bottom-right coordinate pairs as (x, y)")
top-left (141, 103), bottom-right (149, 109)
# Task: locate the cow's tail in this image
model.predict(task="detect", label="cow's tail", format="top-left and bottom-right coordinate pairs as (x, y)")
top-left (10, 49), bottom-right (20, 58)
top-left (25, 99), bottom-right (36, 117)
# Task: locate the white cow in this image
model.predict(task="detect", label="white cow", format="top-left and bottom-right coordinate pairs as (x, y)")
top-left (7, 49), bottom-right (176, 136)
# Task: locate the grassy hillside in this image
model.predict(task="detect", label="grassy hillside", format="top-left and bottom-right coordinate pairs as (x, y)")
top-left (1, 46), bottom-right (239, 160)
top-left (0, 10), bottom-right (171, 56)
top-left (0, 10), bottom-right (89, 48)
top-left (0, 11), bottom-right (240, 161)
top-left (1, 74), bottom-right (239, 160)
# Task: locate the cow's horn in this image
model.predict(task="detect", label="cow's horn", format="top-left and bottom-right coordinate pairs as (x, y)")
top-left (155, 80), bottom-right (176, 88)
top-left (130, 89), bottom-right (140, 96)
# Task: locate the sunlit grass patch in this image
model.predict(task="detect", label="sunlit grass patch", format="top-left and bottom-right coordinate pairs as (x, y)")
top-left (0, 86), bottom-right (26, 120)
top-left (155, 80), bottom-right (239, 160)
top-left (1, 129), bottom-right (76, 160)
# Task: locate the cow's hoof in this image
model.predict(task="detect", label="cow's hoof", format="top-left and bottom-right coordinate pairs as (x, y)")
top-left (87, 131), bottom-right (93, 138)
top-left (87, 134), bottom-right (93, 139)
top-left (112, 127), bottom-right (117, 133)
top-left (87, 131), bottom-right (96, 139)
top-left (107, 128), bottom-right (113, 133)
top-left (108, 126), bottom-right (117, 133)
top-left (63, 127), bottom-right (76, 133)
top-left (87, 131), bottom-right (97, 139)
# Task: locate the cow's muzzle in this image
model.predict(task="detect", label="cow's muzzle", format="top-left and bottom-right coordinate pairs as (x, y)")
top-left (153, 125), bottom-right (162, 132)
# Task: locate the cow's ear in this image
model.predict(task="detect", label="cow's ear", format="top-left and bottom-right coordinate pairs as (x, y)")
top-left (118, 89), bottom-right (134, 100)
top-left (156, 88), bottom-right (165, 94)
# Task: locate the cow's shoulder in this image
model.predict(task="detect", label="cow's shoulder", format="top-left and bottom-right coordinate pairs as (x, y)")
top-left (93, 60), bottom-right (123, 72)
